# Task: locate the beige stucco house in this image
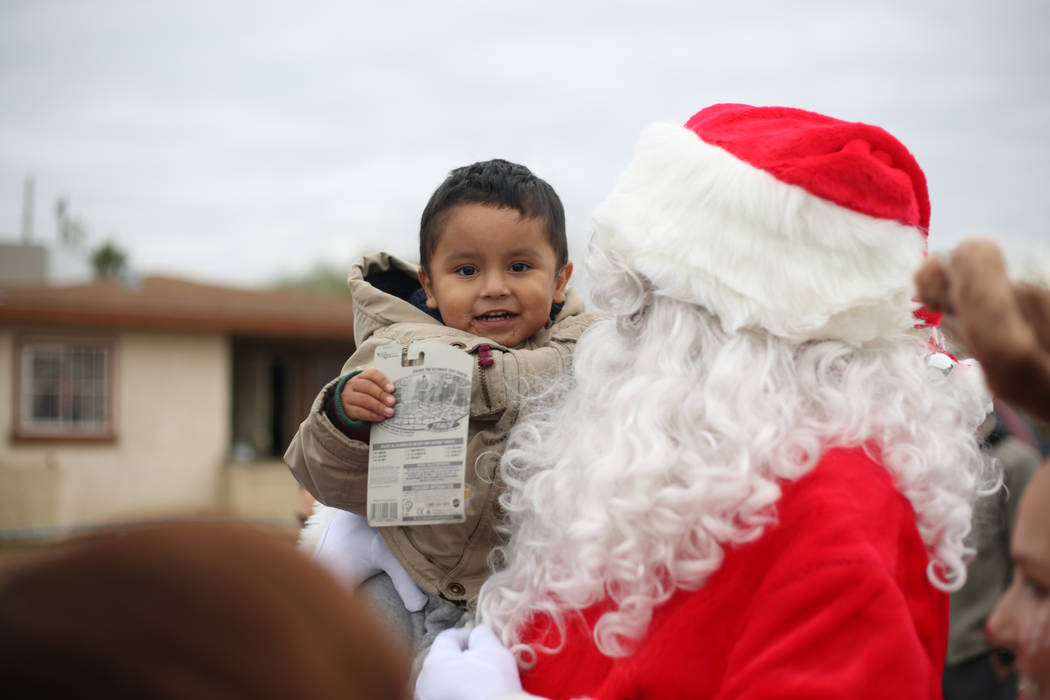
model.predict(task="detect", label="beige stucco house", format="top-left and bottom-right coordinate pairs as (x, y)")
top-left (0, 274), bottom-right (354, 539)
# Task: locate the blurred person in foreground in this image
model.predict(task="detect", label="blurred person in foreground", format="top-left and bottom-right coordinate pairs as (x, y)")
top-left (918, 239), bottom-right (1050, 699)
top-left (942, 408), bottom-right (1040, 699)
top-left (986, 465), bottom-right (1050, 700)
top-left (933, 312), bottom-right (1042, 700)
top-left (415, 103), bottom-right (993, 699)
top-left (0, 521), bottom-right (411, 699)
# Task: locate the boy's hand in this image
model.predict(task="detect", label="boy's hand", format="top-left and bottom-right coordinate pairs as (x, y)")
top-left (341, 369), bottom-right (396, 422)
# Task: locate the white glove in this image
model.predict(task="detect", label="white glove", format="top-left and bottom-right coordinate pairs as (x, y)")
top-left (415, 625), bottom-right (523, 700)
top-left (312, 509), bottom-right (428, 612)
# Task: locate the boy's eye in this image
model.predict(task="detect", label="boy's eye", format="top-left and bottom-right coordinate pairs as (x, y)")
top-left (509, 262), bottom-right (530, 272)
top-left (456, 265), bottom-right (478, 276)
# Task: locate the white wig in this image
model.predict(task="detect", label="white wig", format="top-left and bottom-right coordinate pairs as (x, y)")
top-left (478, 244), bottom-right (994, 663)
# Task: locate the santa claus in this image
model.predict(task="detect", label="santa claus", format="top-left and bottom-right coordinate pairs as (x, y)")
top-left (415, 103), bottom-right (994, 700)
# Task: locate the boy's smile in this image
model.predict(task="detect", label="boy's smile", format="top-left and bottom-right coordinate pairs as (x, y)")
top-left (418, 203), bottom-right (572, 348)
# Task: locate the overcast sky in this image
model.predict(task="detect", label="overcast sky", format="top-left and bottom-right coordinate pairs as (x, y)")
top-left (1, 0), bottom-right (1047, 289)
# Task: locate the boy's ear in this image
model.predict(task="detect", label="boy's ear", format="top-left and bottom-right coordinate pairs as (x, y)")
top-left (552, 261), bottom-right (573, 304)
top-left (418, 268), bottom-right (439, 310)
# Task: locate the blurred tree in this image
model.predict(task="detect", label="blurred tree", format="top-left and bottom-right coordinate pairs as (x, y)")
top-left (271, 262), bottom-right (351, 296)
top-left (55, 197), bottom-right (133, 281)
top-left (90, 240), bottom-right (129, 279)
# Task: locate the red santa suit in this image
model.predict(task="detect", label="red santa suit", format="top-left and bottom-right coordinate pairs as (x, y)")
top-left (519, 447), bottom-right (948, 699)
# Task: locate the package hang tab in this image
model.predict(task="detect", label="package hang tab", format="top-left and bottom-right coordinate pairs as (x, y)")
top-left (366, 342), bottom-right (471, 526)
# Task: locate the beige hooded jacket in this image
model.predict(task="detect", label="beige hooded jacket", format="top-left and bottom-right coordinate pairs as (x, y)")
top-left (285, 252), bottom-right (598, 607)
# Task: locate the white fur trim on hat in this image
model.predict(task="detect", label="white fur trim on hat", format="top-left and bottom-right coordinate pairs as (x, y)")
top-left (591, 123), bottom-right (928, 344)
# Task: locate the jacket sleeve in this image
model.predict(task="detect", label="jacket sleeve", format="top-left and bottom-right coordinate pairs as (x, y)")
top-left (713, 455), bottom-right (947, 699)
top-left (461, 312), bottom-right (599, 418)
top-left (378, 313), bottom-right (599, 419)
top-left (285, 312), bottom-right (599, 512)
top-left (716, 558), bottom-right (946, 699)
top-left (283, 337), bottom-right (390, 513)
top-left (280, 326), bottom-right (538, 512)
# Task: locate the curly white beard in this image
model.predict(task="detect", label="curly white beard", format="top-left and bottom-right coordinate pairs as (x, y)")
top-left (478, 244), bottom-right (995, 664)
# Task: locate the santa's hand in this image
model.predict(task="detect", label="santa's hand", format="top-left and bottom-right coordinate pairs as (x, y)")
top-left (312, 510), bottom-right (427, 611)
top-left (415, 625), bottom-right (523, 700)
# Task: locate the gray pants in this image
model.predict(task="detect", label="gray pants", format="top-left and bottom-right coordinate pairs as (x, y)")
top-left (358, 571), bottom-right (467, 652)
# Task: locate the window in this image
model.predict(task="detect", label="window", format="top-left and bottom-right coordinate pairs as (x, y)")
top-left (15, 337), bottom-right (114, 440)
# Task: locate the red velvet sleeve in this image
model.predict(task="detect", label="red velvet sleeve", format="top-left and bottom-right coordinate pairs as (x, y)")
top-left (714, 450), bottom-right (947, 698)
top-left (716, 557), bottom-right (946, 698)
top-left (581, 448), bottom-right (948, 700)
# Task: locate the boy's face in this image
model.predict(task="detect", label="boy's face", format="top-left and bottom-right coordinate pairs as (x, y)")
top-left (418, 203), bottom-right (572, 348)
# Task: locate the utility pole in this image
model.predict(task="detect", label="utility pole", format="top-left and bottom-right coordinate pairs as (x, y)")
top-left (21, 174), bottom-right (35, 242)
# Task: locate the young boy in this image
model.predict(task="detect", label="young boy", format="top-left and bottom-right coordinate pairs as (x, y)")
top-left (285, 159), bottom-right (598, 647)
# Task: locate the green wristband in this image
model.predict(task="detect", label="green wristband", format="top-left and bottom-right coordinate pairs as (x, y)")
top-left (332, 370), bottom-right (369, 431)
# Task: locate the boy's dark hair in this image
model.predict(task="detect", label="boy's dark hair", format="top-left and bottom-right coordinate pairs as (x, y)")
top-left (418, 159), bottom-right (567, 273)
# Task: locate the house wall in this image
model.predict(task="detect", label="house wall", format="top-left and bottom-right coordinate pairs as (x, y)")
top-left (0, 243), bottom-right (46, 284)
top-left (223, 459), bottom-right (304, 522)
top-left (0, 328), bottom-right (231, 530)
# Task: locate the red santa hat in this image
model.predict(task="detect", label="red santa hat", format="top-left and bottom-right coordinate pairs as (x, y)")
top-left (591, 103), bottom-right (940, 343)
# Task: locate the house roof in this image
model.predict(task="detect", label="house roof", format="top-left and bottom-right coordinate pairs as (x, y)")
top-left (0, 275), bottom-right (355, 340)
